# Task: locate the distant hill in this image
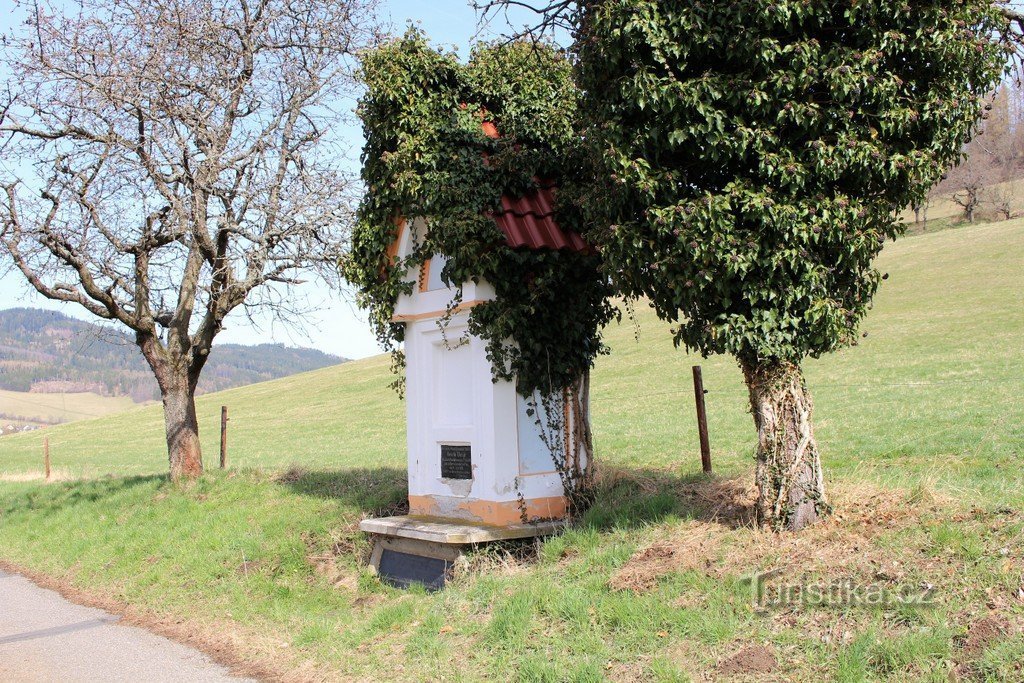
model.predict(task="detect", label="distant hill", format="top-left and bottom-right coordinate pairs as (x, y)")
top-left (0, 307), bottom-right (346, 403)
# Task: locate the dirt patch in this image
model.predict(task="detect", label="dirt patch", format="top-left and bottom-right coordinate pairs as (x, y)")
top-left (606, 656), bottom-right (653, 682)
top-left (607, 481), bottom-right (951, 594)
top-left (710, 482), bottom-right (949, 581)
top-left (275, 465), bottom-right (307, 485)
top-left (303, 529), bottom-right (364, 591)
top-left (716, 645), bottom-right (778, 677)
top-left (676, 477), bottom-right (758, 528)
top-left (960, 615), bottom-right (1008, 659)
top-left (309, 553), bottom-right (360, 592)
top-left (952, 613), bottom-right (1017, 679)
top-left (608, 543), bottom-right (676, 593)
top-left (608, 522), bottom-right (721, 593)
top-left (236, 559), bottom-right (263, 577)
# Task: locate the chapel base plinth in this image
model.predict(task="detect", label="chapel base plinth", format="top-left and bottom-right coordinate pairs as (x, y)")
top-left (361, 515), bottom-right (565, 590)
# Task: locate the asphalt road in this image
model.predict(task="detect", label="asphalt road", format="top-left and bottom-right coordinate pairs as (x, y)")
top-left (0, 568), bottom-right (253, 682)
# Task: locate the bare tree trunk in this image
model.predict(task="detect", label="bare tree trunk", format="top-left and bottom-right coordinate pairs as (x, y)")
top-left (162, 380), bottom-right (203, 482)
top-left (139, 333), bottom-right (204, 482)
top-left (740, 358), bottom-right (828, 531)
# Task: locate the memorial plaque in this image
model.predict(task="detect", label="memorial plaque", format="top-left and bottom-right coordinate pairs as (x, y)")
top-left (440, 444), bottom-right (472, 480)
top-left (377, 549), bottom-right (451, 591)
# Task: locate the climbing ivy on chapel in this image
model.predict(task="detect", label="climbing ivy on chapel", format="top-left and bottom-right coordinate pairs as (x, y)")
top-left (345, 30), bottom-right (615, 395)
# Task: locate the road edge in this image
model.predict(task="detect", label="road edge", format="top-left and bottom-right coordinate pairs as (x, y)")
top-left (0, 558), bottom-right (285, 682)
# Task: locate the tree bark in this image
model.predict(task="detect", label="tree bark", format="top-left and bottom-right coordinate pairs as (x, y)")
top-left (560, 370), bottom-right (595, 514)
top-left (162, 380), bottom-right (203, 482)
top-left (740, 358), bottom-right (828, 531)
top-left (138, 333), bottom-right (204, 482)
top-left (568, 370), bottom-right (594, 484)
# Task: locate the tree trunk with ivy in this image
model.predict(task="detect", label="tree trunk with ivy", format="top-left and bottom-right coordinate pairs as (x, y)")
top-left (741, 359), bottom-right (828, 531)
top-left (529, 370), bottom-right (598, 516)
top-left (566, 370), bottom-right (595, 508)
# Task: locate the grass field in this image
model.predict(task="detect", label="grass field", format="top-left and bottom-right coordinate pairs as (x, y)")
top-left (0, 389), bottom-right (139, 430)
top-left (0, 220), bottom-right (1021, 681)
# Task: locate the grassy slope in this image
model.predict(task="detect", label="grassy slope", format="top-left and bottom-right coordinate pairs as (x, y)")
top-left (0, 221), bottom-right (1021, 681)
top-left (0, 354), bottom-right (401, 477)
top-left (0, 389), bottom-right (139, 429)
top-left (2, 219), bottom-right (1020, 489)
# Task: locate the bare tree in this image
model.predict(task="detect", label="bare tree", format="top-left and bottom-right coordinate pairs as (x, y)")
top-left (912, 198), bottom-right (930, 226)
top-left (0, 0), bottom-right (379, 480)
top-left (980, 80), bottom-right (1024, 220)
top-left (473, 0), bottom-right (578, 40)
top-left (939, 80), bottom-right (1023, 223)
top-left (946, 158), bottom-right (996, 223)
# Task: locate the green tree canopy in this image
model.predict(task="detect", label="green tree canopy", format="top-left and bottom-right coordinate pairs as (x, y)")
top-left (560, 0), bottom-right (1010, 529)
top-left (568, 0), bottom-right (1009, 363)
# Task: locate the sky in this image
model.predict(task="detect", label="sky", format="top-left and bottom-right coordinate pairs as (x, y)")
top-left (0, 1), bottom-right (535, 360)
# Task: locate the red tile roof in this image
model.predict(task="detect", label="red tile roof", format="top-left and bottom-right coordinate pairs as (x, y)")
top-left (477, 115), bottom-right (588, 253)
top-left (490, 181), bottom-right (589, 253)
top-left (481, 120), bottom-right (500, 139)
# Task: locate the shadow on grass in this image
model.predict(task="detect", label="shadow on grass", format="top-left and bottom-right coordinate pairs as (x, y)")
top-left (0, 473), bottom-right (166, 517)
top-left (277, 464), bottom-right (754, 532)
top-left (1, 465), bottom-right (752, 533)
top-left (277, 466), bottom-right (409, 517)
top-left (580, 467), bottom-right (756, 532)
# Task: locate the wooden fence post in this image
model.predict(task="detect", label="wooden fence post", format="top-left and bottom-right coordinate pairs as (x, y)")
top-left (44, 436), bottom-right (51, 481)
top-left (220, 406), bottom-right (228, 469)
top-left (691, 366), bottom-right (712, 475)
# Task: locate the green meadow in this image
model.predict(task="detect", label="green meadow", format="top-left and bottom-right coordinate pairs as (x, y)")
top-left (0, 219), bottom-right (1021, 681)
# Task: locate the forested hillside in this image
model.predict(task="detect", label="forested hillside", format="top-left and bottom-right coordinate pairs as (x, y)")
top-left (0, 308), bottom-right (345, 402)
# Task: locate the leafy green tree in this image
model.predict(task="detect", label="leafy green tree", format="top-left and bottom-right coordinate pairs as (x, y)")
top-left (541, 0), bottom-right (1010, 529)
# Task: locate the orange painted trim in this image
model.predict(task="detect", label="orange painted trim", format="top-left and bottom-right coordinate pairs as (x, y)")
top-left (391, 299), bottom-right (487, 323)
top-left (385, 217), bottom-right (407, 265)
top-left (408, 494), bottom-right (568, 526)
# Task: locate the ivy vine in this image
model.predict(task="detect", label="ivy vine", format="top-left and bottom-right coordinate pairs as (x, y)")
top-left (345, 29), bottom-right (615, 396)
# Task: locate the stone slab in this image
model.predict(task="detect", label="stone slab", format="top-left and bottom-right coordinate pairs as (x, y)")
top-left (360, 515), bottom-right (565, 545)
